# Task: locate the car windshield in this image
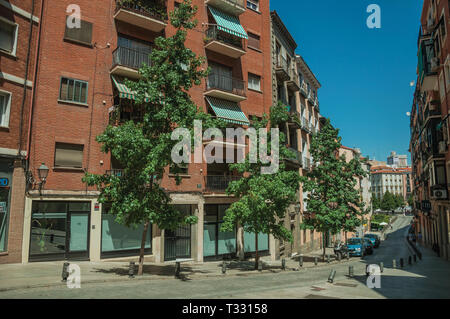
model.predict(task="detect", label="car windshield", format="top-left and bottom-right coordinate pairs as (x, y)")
top-left (347, 238), bottom-right (361, 245)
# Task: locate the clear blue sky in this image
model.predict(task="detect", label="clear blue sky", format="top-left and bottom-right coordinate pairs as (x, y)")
top-left (271, 0), bottom-right (423, 163)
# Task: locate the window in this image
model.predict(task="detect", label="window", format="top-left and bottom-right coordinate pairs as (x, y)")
top-left (54, 143), bottom-right (84, 168)
top-left (247, 0), bottom-right (259, 11)
top-left (247, 32), bottom-right (260, 50)
top-left (0, 18), bottom-right (18, 55)
top-left (64, 17), bottom-right (93, 46)
top-left (248, 73), bottom-right (261, 91)
top-left (59, 77), bottom-right (88, 104)
top-left (170, 163), bottom-right (188, 175)
top-left (0, 91), bottom-right (11, 127)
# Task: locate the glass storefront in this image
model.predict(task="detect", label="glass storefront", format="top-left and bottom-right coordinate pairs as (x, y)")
top-left (101, 208), bottom-right (151, 257)
top-left (30, 201), bottom-right (90, 261)
top-left (243, 231), bottom-right (269, 253)
top-left (204, 204), bottom-right (237, 259)
top-left (0, 159), bottom-right (13, 252)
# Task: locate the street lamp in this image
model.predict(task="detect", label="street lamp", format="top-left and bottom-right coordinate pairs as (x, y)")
top-left (37, 163), bottom-right (49, 195)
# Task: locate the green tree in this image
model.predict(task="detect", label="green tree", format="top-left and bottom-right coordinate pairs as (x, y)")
top-left (371, 195), bottom-right (381, 210)
top-left (301, 119), bottom-right (367, 259)
top-left (407, 194), bottom-right (414, 207)
top-left (380, 191), bottom-right (396, 211)
top-left (221, 103), bottom-right (301, 269)
top-left (83, 1), bottom-right (216, 275)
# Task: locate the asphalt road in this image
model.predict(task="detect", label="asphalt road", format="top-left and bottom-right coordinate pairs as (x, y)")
top-left (1, 216), bottom-right (449, 299)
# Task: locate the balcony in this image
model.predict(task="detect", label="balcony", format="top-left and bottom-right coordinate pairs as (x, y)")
top-left (300, 117), bottom-right (311, 133)
top-left (300, 81), bottom-right (308, 97)
top-left (314, 97), bottom-right (319, 110)
top-left (286, 69), bottom-right (300, 92)
top-left (307, 92), bottom-right (315, 104)
top-left (204, 0), bottom-right (246, 16)
top-left (204, 26), bottom-right (246, 59)
top-left (111, 46), bottom-right (151, 78)
top-left (302, 157), bottom-right (311, 170)
top-left (205, 175), bottom-right (241, 192)
top-left (286, 148), bottom-right (302, 166)
top-left (418, 35), bottom-right (439, 91)
top-left (114, 0), bottom-right (167, 32)
top-left (205, 73), bottom-right (246, 102)
top-left (106, 169), bottom-right (125, 177)
top-left (275, 56), bottom-right (291, 81)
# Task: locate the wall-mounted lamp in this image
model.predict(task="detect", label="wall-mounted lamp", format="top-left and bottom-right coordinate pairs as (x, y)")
top-left (37, 163), bottom-right (49, 195)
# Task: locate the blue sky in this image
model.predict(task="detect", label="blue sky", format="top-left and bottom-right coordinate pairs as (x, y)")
top-left (271, 0), bottom-right (423, 163)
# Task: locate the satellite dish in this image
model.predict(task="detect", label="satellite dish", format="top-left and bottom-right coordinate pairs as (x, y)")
top-left (406, 112), bottom-right (411, 116)
top-left (410, 81), bottom-right (415, 87)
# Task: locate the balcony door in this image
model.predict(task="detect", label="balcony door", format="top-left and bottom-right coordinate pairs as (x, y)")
top-left (209, 62), bottom-right (233, 92)
top-left (116, 35), bottom-right (152, 69)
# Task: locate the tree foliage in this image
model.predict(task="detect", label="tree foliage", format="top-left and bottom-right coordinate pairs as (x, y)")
top-left (300, 118), bottom-right (368, 257)
top-left (221, 102), bottom-right (301, 268)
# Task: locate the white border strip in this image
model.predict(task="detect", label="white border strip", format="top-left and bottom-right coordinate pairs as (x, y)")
top-left (0, 72), bottom-right (33, 88)
top-left (0, 0), bottom-right (40, 23)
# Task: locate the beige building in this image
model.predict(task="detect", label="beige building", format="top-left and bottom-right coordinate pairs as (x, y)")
top-left (387, 151), bottom-right (409, 168)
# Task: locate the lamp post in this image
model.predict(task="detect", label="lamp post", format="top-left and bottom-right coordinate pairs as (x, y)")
top-left (37, 163), bottom-right (49, 195)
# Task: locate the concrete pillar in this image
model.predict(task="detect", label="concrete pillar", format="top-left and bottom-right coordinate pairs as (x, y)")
top-left (193, 200), bottom-right (204, 262)
top-left (21, 196), bottom-right (33, 264)
top-left (236, 222), bottom-right (244, 261)
top-left (89, 200), bottom-right (101, 262)
top-left (152, 224), bottom-right (162, 263)
top-left (269, 234), bottom-right (280, 261)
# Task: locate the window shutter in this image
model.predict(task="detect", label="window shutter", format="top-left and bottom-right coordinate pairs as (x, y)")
top-left (55, 143), bottom-right (84, 168)
top-left (64, 17), bottom-right (93, 45)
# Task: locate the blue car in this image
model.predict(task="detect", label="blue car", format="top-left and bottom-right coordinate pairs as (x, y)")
top-left (364, 238), bottom-right (374, 255)
top-left (364, 233), bottom-right (380, 248)
top-left (346, 238), bottom-right (366, 257)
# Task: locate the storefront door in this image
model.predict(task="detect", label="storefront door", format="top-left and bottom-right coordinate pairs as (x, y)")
top-left (29, 201), bottom-right (90, 261)
top-left (164, 205), bottom-right (192, 261)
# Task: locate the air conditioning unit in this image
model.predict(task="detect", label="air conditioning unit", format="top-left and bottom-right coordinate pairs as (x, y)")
top-left (432, 189), bottom-right (447, 199)
top-left (439, 141), bottom-right (447, 154)
top-left (431, 57), bottom-right (440, 72)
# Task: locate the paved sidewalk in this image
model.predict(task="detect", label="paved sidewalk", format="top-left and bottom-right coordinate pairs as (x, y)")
top-left (0, 247), bottom-right (354, 292)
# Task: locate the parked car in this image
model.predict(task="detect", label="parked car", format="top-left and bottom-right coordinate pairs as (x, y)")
top-left (346, 238), bottom-right (366, 257)
top-left (364, 238), bottom-right (374, 255)
top-left (364, 233), bottom-right (380, 248)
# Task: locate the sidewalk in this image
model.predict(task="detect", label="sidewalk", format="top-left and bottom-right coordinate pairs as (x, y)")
top-left (0, 247), bottom-right (351, 292)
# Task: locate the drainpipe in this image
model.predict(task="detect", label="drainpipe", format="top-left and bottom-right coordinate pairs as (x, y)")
top-left (25, 0), bottom-right (45, 173)
top-left (18, 0), bottom-right (36, 159)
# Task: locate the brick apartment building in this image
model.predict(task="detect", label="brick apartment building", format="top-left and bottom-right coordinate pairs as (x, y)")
top-left (19, 0), bottom-right (280, 264)
top-left (410, 0), bottom-right (450, 260)
top-left (0, 0), bottom-right (41, 264)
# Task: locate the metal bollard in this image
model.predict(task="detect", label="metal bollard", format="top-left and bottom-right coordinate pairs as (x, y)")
top-left (222, 261), bottom-right (227, 274)
top-left (328, 269), bottom-right (336, 283)
top-left (62, 262), bottom-right (70, 282)
top-left (281, 258), bottom-right (286, 270)
top-left (349, 265), bottom-right (354, 278)
top-left (337, 253), bottom-right (342, 262)
top-left (347, 252), bottom-right (350, 261)
top-left (400, 258), bottom-right (404, 268)
top-left (299, 255), bottom-right (303, 268)
top-left (175, 261), bottom-right (181, 278)
top-left (128, 261), bottom-right (135, 278)
top-left (380, 262), bottom-right (384, 273)
top-left (414, 254), bottom-right (417, 263)
top-left (392, 259), bottom-right (396, 269)
top-left (258, 260), bottom-right (263, 272)
top-left (327, 254), bottom-right (330, 264)
top-left (314, 256), bottom-right (318, 266)
top-left (408, 256), bottom-right (412, 265)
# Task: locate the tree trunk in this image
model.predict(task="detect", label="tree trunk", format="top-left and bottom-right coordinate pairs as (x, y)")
top-left (322, 232), bottom-right (326, 261)
top-left (254, 232), bottom-right (259, 270)
top-left (138, 220), bottom-right (150, 276)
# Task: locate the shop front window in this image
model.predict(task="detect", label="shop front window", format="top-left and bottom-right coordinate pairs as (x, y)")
top-left (0, 187), bottom-right (10, 252)
top-left (204, 204), bottom-right (236, 258)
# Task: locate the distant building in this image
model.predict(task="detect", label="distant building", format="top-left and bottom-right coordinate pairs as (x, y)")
top-left (370, 166), bottom-right (412, 201)
top-left (368, 160), bottom-right (387, 167)
top-left (387, 151), bottom-right (408, 168)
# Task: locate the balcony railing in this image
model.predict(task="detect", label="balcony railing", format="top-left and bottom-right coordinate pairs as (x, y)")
top-left (207, 73), bottom-right (246, 97)
top-left (115, 0), bottom-right (167, 22)
top-left (206, 175), bottom-right (241, 191)
top-left (300, 81), bottom-right (308, 96)
top-left (275, 56), bottom-right (290, 81)
top-left (106, 169), bottom-right (125, 177)
top-left (287, 148), bottom-right (302, 164)
top-left (302, 157), bottom-right (311, 170)
top-left (205, 26), bottom-right (244, 50)
top-left (113, 46), bottom-right (151, 70)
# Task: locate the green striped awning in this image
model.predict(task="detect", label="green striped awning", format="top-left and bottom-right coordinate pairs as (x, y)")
top-left (206, 96), bottom-right (250, 126)
top-left (208, 6), bottom-right (248, 39)
top-left (111, 76), bottom-right (150, 102)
